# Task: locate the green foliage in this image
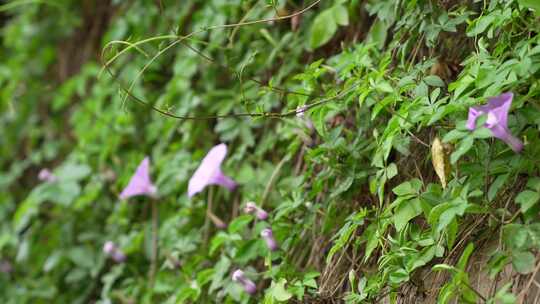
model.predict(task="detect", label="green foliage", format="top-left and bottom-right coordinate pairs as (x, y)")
top-left (2, 0), bottom-right (540, 303)
top-left (309, 2), bottom-right (349, 49)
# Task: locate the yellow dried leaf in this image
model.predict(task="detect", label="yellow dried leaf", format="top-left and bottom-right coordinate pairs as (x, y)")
top-left (431, 137), bottom-right (452, 189)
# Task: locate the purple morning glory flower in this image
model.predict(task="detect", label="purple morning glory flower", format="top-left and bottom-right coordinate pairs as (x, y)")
top-left (243, 202), bottom-right (268, 220)
top-left (103, 241), bottom-right (126, 263)
top-left (119, 157), bottom-right (157, 200)
top-left (38, 169), bottom-right (57, 183)
top-left (188, 143), bottom-right (237, 198)
top-left (261, 228), bottom-right (279, 251)
top-left (232, 269), bottom-right (256, 295)
top-left (466, 92), bottom-right (523, 152)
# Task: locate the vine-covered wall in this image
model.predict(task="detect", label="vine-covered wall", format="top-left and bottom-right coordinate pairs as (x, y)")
top-left (1, 0), bottom-right (540, 303)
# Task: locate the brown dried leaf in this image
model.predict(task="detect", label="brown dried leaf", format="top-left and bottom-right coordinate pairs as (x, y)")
top-left (431, 137), bottom-right (452, 189)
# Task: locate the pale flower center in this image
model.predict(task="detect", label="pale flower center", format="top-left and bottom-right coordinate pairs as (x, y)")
top-left (485, 112), bottom-right (499, 128)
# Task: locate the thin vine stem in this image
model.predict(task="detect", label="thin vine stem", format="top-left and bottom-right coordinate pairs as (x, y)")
top-left (179, 40), bottom-right (322, 98)
top-left (100, 0), bottom-right (325, 120)
top-left (149, 199), bottom-right (159, 289)
top-left (100, 0), bottom-right (321, 74)
top-left (103, 60), bottom-right (360, 121)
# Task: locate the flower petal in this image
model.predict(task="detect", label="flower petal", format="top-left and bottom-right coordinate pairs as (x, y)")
top-left (188, 144), bottom-right (236, 197)
top-left (489, 124), bottom-right (523, 152)
top-left (120, 157), bottom-right (156, 199)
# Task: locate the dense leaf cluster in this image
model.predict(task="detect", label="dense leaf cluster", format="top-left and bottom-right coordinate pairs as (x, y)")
top-left (1, 0), bottom-right (540, 303)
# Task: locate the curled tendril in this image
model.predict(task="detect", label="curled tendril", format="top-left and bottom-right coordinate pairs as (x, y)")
top-left (99, 0), bottom-right (357, 121)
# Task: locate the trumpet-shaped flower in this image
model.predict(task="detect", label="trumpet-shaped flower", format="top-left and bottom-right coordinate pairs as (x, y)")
top-left (103, 241), bottom-right (126, 263)
top-left (466, 92), bottom-right (523, 152)
top-left (261, 228), bottom-right (278, 251)
top-left (38, 169), bottom-right (57, 183)
top-left (243, 202), bottom-right (268, 220)
top-left (119, 157), bottom-right (157, 200)
top-left (188, 143), bottom-right (237, 198)
top-left (232, 269), bottom-right (256, 295)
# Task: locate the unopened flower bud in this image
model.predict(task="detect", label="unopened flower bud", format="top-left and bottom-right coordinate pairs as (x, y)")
top-left (260, 228), bottom-right (279, 251)
top-left (38, 169), bottom-right (57, 182)
top-left (103, 241), bottom-right (126, 263)
top-left (243, 202), bottom-right (268, 221)
top-left (232, 269), bottom-right (256, 295)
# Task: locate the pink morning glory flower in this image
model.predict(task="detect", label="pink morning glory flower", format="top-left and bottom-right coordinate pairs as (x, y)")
top-left (232, 269), bottom-right (256, 295)
top-left (38, 169), bottom-right (57, 183)
top-left (261, 228), bottom-right (279, 251)
top-left (243, 202), bottom-right (268, 220)
top-left (188, 143), bottom-right (237, 198)
top-left (103, 241), bottom-right (126, 263)
top-left (119, 157), bottom-right (157, 200)
top-left (466, 92), bottom-right (523, 152)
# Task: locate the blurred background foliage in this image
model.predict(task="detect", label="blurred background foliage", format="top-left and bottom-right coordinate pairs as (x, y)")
top-left (1, 0), bottom-right (540, 303)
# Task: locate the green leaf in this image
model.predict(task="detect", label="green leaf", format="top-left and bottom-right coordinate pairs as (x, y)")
top-left (67, 247), bottom-right (94, 269)
top-left (327, 213), bottom-right (366, 263)
top-left (432, 264), bottom-right (456, 272)
top-left (392, 179), bottom-right (422, 196)
top-left (367, 19), bottom-right (388, 49)
top-left (488, 174), bottom-right (509, 202)
top-left (196, 269), bottom-right (215, 286)
top-left (424, 75), bottom-right (445, 87)
top-left (493, 283), bottom-right (517, 304)
top-left (393, 198), bottom-right (422, 231)
top-left (311, 104), bottom-right (331, 136)
top-left (450, 136), bottom-right (474, 164)
top-left (56, 163), bottom-right (91, 181)
top-left (457, 243), bottom-right (474, 270)
top-left (512, 251), bottom-right (535, 274)
top-left (65, 268), bottom-right (88, 284)
top-left (519, 0), bottom-right (540, 15)
top-left (234, 239), bottom-right (262, 264)
top-left (471, 127), bottom-right (492, 139)
top-left (330, 176), bottom-right (354, 198)
top-left (310, 10), bottom-right (337, 49)
top-left (442, 129), bottom-right (467, 143)
top-left (386, 163), bottom-right (398, 180)
top-left (209, 232), bottom-right (228, 255)
top-left (227, 215), bottom-right (253, 234)
top-left (43, 251), bottom-right (62, 273)
top-left (515, 190), bottom-right (540, 213)
top-left (526, 177), bottom-right (540, 192)
top-left (447, 218), bottom-right (458, 249)
top-left (437, 200), bottom-right (468, 233)
top-left (376, 81), bottom-right (394, 93)
top-left (209, 257), bottom-right (231, 293)
top-left (467, 15), bottom-right (495, 36)
top-left (13, 196), bottom-right (41, 232)
top-left (303, 277), bottom-right (318, 289)
top-left (528, 223), bottom-right (540, 249)
top-left (363, 221), bottom-right (388, 262)
top-left (389, 268), bottom-right (409, 285)
top-left (331, 5), bottom-right (349, 26)
top-left (269, 278), bottom-right (293, 302)
top-left (503, 224), bottom-right (528, 250)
